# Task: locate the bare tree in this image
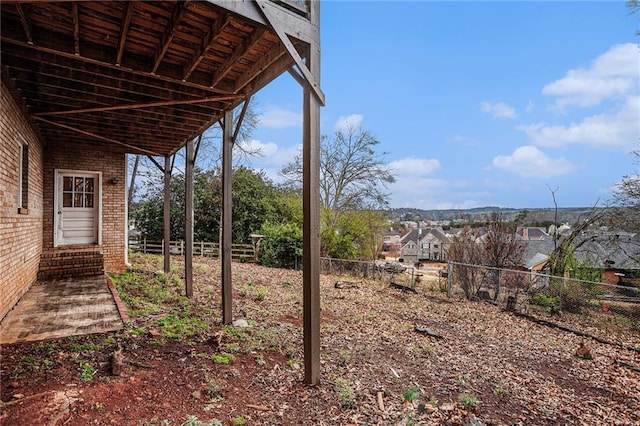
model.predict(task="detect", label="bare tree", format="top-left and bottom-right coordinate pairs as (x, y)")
top-left (280, 123), bottom-right (395, 228)
top-left (447, 227), bottom-right (487, 299)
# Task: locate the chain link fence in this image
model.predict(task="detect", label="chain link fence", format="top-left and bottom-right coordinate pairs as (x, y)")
top-left (446, 261), bottom-right (640, 344)
top-left (320, 258), bottom-right (427, 289)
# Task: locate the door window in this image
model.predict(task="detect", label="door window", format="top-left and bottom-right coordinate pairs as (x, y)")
top-left (62, 176), bottom-right (94, 208)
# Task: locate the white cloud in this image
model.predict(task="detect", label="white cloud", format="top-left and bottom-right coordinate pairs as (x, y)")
top-left (492, 146), bottom-right (577, 178)
top-left (526, 100), bottom-right (536, 114)
top-left (334, 114), bottom-right (364, 132)
top-left (236, 139), bottom-right (301, 167)
top-left (480, 101), bottom-right (517, 119)
top-left (520, 96), bottom-right (639, 149)
top-left (388, 157), bottom-right (441, 176)
top-left (259, 106), bottom-right (301, 128)
top-left (543, 43), bottom-right (639, 109)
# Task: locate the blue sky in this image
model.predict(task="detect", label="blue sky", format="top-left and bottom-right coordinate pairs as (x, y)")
top-left (240, 1), bottom-right (639, 210)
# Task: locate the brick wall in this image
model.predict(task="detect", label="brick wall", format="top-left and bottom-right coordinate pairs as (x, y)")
top-left (0, 81), bottom-right (44, 320)
top-left (42, 144), bottom-right (127, 273)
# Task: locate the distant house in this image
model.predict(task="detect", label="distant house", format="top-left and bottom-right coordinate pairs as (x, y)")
top-left (400, 227), bottom-right (451, 263)
top-left (380, 229), bottom-right (402, 258)
top-left (517, 227), bottom-right (550, 241)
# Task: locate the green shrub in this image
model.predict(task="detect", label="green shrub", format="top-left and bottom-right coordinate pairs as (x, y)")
top-left (531, 293), bottom-right (559, 308)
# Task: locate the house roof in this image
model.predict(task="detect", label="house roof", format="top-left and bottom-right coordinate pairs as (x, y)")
top-left (524, 252), bottom-right (549, 270)
top-left (1, 1), bottom-right (314, 156)
top-left (400, 227), bottom-right (450, 244)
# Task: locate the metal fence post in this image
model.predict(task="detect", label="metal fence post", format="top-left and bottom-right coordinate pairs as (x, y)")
top-left (447, 262), bottom-right (453, 297)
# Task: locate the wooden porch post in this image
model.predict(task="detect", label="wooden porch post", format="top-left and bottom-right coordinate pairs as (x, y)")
top-left (185, 139), bottom-right (194, 297)
top-left (303, 2), bottom-right (322, 385)
top-left (221, 109), bottom-right (233, 324)
top-left (163, 155), bottom-right (171, 274)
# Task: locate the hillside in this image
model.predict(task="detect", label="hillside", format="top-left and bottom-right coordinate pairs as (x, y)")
top-left (390, 206), bottom-right (604, 224)
top-left (2, 253), bottom-right (639, 425)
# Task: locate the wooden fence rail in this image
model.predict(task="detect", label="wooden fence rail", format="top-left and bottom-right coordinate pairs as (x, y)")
top-left (129, 238), bottom-right (255, 262)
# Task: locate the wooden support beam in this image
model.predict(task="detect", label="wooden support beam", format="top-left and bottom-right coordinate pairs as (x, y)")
top-left (255, 0), bottom-right (325, 106)
top-left (72, 3), bottom-right (80, 55)
top-left (163, 155), bottom-right (172, 274)
top-left (233, 43), bottom-right (288, 94)
top-left (183, 14), bottom-right (232, 81)
top-left (185, 139), bottom-right (195, 297)
top-left (232, 97), bottom-right (251, 144)
top-left (210, 27), bottom-right (266, 88)
top-left (221, 109), bottom-right (233, 324)
top-left (152, 1), bottom-right (189, 74)
top-left (16, 4), bottom-right (33, 45)
top-left (33, 95), bottom-right (241, 117)
top-left (146, 155), bottom-right (165, 173)
top-left (33, 116), bottom-right (161, 156)
top-left (302, 34), bottom-right (322, 384)
top-left (116, 2), bottom-right (134, 66)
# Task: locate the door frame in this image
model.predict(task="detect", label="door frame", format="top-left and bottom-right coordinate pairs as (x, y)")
top-left (53, 169), bottom-right (102, 247)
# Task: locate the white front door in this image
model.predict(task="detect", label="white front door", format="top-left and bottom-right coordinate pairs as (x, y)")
top-left (55, 170), bottom-right (101, 246)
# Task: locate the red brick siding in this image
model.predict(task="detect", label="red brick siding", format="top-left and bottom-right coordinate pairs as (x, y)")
top-left (0, 81), bottom-right (44, 320)
top-left (42, 144), bottom-right (127, 273)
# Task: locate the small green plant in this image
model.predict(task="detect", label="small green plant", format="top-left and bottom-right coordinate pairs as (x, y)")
top-left (458, 393), bottom-right (477, 409)
top-left (335, 378), bottom-right (356, 408)
top-left (102, 337), bottom-right (116, 345)
top-left (156, 313), bottom-right (208, 339)
top-left (246, 281), bottom-right (254, 288)
top-left (70, 343), bottom-right (101, 352)
top-left (531, 293), bottom-right (559, 308)
top-left (254, 286), bottom-right (268, 301)
top-left (231, 417), bottom-right (247, 426)
top-left (402, 388), bottom-right (419, 403)
top-left (282, 281), bottom-right (291, 288)
top-left (493, 384), bottom-right (508, 395)
top-left (211, 352), bottom-right (235, 364)
top-left (35, 343), bottom-right (55, 352)
top-left (79, 361), bottom-right (95, 382)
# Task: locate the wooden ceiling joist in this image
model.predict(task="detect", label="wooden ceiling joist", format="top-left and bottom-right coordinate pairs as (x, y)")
top-left (183, 13), bottom-right (232, 81)
top-left (152, 1), bottom-right (190, 74)
top-left (1, 0), bottom-right (316, 156)
top-left (72, 3), bottom-right (80, 55)
top-left (211, 27), bottom-right (266, 88)
top-left (15, 4), bottom-right (33, 45)
top-left (34, 116), bottom-right (162, 156)
top-left (33, 95), bottom-right (242, 117)
top-left (115, 1), bottom-right (134, 66)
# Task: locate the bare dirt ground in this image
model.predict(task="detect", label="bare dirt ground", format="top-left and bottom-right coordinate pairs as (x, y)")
top-left (2, 253), bottom-right (639, 425)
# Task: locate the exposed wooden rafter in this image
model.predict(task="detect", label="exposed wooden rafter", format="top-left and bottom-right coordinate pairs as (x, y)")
top-left (15, 4), bottom-right (33, 45)
top-left (1, 38), bottom-right (234, 95)
top-left (72, 3), bottom-right (80, 55)
top-left (183, 14), bottom-right (232, 81)
top-left (33, 95), bottom-right (242, 117)
top-left (233, 43), bottom-right (288, 93)
top-left (33, 116), bottom-right (162, 156)
top-left (152, 1), bottom-right (189, 74)
top-left (211, 27), bottom-right (266, 88)
top-left (115, 1), bottom-right (134, 66)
